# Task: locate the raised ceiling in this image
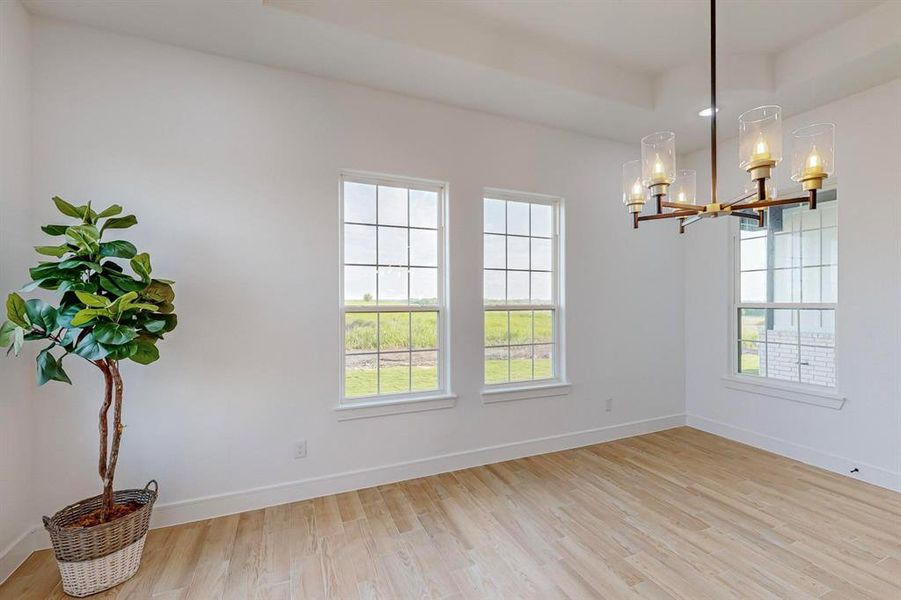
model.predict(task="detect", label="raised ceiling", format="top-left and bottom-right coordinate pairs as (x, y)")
top-left (23, 0), bottom-right (901, 151)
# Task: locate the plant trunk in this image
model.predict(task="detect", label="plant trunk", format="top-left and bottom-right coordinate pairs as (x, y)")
top-left (98, 361), bottom-right (112, 482)
top-left (100, 359), bottom-right (124, 522)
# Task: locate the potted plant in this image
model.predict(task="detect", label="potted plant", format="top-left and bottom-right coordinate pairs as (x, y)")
top-left (1, 197), bottom-right (177, 597)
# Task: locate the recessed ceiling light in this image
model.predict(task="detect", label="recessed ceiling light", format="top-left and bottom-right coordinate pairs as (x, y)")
top-left (698, 107), bottom-right (719, 117)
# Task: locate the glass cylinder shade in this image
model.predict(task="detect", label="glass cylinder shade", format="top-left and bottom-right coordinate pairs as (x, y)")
top-left (672, 169), bottom-right (697, 204)
top-left (641, 132), bottom-right (676, 186)
top-left (738, 105), bottom-right (782, 169)
top-left (791, 123), bottom-right (835, 182)
top-left (622, 159), bottom-right (645, 213)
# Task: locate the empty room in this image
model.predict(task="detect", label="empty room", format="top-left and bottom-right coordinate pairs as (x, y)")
top-left (1, 0), bottom-right (899, 598)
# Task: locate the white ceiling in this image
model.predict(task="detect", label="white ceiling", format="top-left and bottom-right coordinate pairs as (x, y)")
top-left (436, 0), bottom-right (882, 73)
top-left (22, 0), bottom-right (901, 152)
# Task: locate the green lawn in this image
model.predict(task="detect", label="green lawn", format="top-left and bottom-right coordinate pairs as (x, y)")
top-left (485, 358), bottom-right (552, 385)
top-left (345, 365), bottom-right (438, 397)
top-left (344, 309), bottom-right (554, 398)
top-left (740, 352), bottom-right (760, 375)
top-left (345, 359), bottom-right (553, 397)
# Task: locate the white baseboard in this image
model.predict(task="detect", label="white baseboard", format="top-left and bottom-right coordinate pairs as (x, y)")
top-left (148, 413), bottom-right (686, 530)
top-left (0, 527), bottom-right (44, 586)
top-left (686, 414), bottom-right (901, 492)
top-left (3, 413), bottom-right (687, 576)
top-left (15, 414), bottom-right (687, 561)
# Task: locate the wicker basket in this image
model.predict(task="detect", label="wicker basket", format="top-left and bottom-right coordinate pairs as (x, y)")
top-left (43, 480), bottom-right (158, 597)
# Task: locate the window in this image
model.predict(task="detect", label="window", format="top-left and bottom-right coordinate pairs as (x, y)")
top-left (734, 189), bottom-right (837, 387)
top-left (483, 191), bottom-right (563, 388)
top-left (340, 173), bottom-right (447, 403)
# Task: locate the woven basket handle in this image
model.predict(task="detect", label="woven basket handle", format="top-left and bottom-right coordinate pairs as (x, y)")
top-left (144, 479), bottom-right (159, 495)
top-left (42, 515), bottom-right (54, 531)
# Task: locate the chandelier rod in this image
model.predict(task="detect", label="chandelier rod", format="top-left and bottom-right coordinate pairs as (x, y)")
top-left (709, 0), bottom-right (717, 205)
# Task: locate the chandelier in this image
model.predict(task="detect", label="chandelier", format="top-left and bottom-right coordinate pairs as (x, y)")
top-left (623, 0), bottom-right (835, 234)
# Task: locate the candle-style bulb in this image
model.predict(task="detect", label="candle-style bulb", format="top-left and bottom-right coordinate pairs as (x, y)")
top-left (806, 146), bottom-right (822, 169)
top-left (631, 179), bottom-right (642, 196)
top-left (677, 191), bottom-right (686, 203)
top-left (754, 136), bottom-right (769, 158)
top-left (653, 155), bottom-right (664, 175)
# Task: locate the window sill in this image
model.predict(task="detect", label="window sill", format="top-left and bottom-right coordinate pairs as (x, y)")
top-left (721, 375), bottom-right (845, 409)
top-left (482, 381), bottom-right (571, 404)
top-left (335, 393), bottom-right (457, 421)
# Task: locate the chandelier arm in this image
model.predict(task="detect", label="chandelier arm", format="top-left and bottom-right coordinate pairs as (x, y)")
top-left (731, 195), bottom-right (810, 211)
top-left (636, 210), bottom-right (699, 222)
top-left (661, 201), bottom-right (704, 212)
top-left (730, 211), bottom-right (761, 220)
top-left (721, 191), bottom-right (756, 208)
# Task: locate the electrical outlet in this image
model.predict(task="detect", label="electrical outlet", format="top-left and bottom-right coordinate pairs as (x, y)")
top-left (605, 398), bottom-right (613, 412)
top-left (294, 440), bottom-right (307, 459)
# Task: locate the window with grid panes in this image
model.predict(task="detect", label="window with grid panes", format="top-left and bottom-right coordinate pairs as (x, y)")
top-left (735, 189), bottom-right (837, 387)
top-left (483, 193), bottom-right (562, 386)
top-left (341, 174), bottom-right (446, 402)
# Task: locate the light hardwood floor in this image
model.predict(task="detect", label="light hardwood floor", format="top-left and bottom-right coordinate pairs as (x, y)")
top-left (3, 427), bottom-right (900, 599)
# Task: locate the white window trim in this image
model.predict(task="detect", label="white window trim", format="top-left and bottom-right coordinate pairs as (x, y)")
top-left (726, 185), bottom-right (842, 408)
top-left (721, 374), bottom-right (844, 409)
top-left (337, 170), bottom-right (453, 418)
top-left (480, 188), bottom-right (568, 402)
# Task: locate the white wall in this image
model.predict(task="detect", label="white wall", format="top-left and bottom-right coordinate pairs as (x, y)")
top-left (25, 18), bottom-right (685, 527)
top-left (0, 0), bottom-right (36, 580)
top-left (683, 78), bottom-right (901, 490)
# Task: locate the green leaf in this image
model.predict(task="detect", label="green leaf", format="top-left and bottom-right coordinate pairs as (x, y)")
top-left (55, 304), bottom-right (81, 329)
top-left (143, 318), bottom-right (167, 334)
top-left (123, 302), bottom-right (158, 312)
top-left (36, 349), bottom-right (71, 385)
top-left (6, 293), bottom-right (29, 328)
top-left (73, 332), bottom-right (110, 360)
top-left (0, 321), bottom-right (16, 347)
top-left (35, 245), bottom-right (71, 258)
top-left (107, 291), bottom-right (138, 314)
top-left (59, 280), bottom-right (99, 294)
top-left (103, 341), bottom-right (138, 360)
top-left (81, 201), bottom-right (97, 223)
top-left (12, 327), bottom-right (24, 356)
top-left (93, 322), bottom-right (137, 345)
top-left (101, 215), bottom-right (137, 232)
top-left (140, 280), bottom-right (175, 304)
top-left (74, 291), bottom-right (109, 308)
top-left (157, 301), bottom-right (175, 314)
top-left (18, 280), bottom-right (43, 293)
top-left (99, 240), bottom-right (137, 259)
top-left (24, 299), bottom-right (58, 332)
top-left (52, 196), bottom-right (83, 219)
top-left (99, 276), bottom-right (126, 295)
top-left (159, 313), bottom-right (177, 333)
top-left (96, 204), bottom-right (123, 218)
top-left (130, 253), bottom-right (152, 282)
top-left (130, 337), bottom-right (159, 365)
top-left (106, 273), bottom-right (146, 292)
top-left (29, 263), bottom-right (63, 281)
top-left (58, 258), bottom-right (103, 271)
top-left (60, 327), bottom-right (81, 347)
top-left (41, 224), bottom-right (69, 236)
top-left (64, 225), bottom-right (100, 252)
top-left (71, 308), bottom-right (108, 327)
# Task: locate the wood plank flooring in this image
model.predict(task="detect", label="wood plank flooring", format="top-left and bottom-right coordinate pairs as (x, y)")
top-left (3, 427), bottom-right (900, 599)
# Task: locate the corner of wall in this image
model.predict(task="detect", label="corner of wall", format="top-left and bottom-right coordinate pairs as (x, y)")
top-left (0, 0), bottom-right (38, 585)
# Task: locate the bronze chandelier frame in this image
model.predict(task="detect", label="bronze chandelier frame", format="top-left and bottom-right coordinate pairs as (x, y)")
top-left (632, 0), bottom-right (822, 234)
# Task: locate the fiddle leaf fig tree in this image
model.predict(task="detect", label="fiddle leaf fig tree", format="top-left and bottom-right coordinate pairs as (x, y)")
top-left (1, 197), bottom-right (177, 522)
